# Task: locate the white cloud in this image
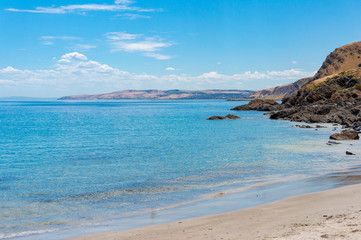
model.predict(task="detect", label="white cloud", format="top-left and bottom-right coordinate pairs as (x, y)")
top-left (39, 36), bottom-right (96, 51)
top-left (0, 53), bottom-right (315, 96)
top-left (0, 80), bottom-right (16, 85)
top-left (106, 32), bottom-right (139, 41)
top-left (106, 31), bottom-right (174, 60)
top-left (111, 40), bottom-right (172, 52)
top-left (0, 66), bottom-right (22, 73)
top-left (40, 36), bottom-right (80, 41)
top-left (292, 60), bottom-right (297, 64)
top-left (197, 71), bottom-right (269, 82)
top-left (42, 41), bottom-right (54, 46)
top-left (5, 1), bottom-right (155, 14)
top-left (117, 13), bottom-right (151, 20)
top-left (144, 53), bottom-right (171, 60)
top-left (40, 36), bottom-right (81, 45)
top-left (233, 71), bottom-right (268, 80)
top-left (59, 52), bottom-right (88, 63)
top-left (115, 0), bottom-right (134, 4)
top-left (198, 71), bottom-right (224, 79)
top-left (266, 69), bottom-right (314, 79)
top-left (74, 44), bottom-right (97, 51)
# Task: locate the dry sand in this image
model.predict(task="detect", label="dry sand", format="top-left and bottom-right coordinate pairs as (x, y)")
top-left (70, 183), bottom-right (361, 240)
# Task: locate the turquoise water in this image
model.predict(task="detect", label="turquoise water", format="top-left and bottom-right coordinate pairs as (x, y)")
top-left (1, 100), bottom-right (361, 239)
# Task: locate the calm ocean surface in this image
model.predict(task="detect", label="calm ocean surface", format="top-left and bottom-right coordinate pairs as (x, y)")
top-left (1, 100), bottom-right (361, 239)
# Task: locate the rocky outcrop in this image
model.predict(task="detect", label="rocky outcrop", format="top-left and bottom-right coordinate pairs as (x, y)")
top-left (250, 41), bottom-right (361, 100)
top-left (207, 114), bottom-right (240, 120)
top-left (282, 69), bottom-right (361, 107)
top-left (230, 99), bottom-right (280, 111)
top-left (269, 69), bottom-right (361, 128)
top-left (269, 101), bottom-right (361, 127)
top-left (330, 130), bottom-right (359, 140)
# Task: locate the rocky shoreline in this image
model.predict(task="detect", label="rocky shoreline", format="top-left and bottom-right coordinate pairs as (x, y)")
top-left (227, 67), bottom-right (361, 140)
top-left (229, 98), bottom-right (360, 141)
top-left (209, 42), bottom-right (361, 143)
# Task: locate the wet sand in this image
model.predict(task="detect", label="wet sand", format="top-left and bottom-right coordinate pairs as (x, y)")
top-left (70, 183), bottom-right (361, 240)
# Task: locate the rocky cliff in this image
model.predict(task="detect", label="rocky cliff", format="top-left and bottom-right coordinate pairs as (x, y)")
top-left (282, 68), bottom-right (361, 107)
top-left (269, 68), bottom-right (361, 128)
top-left (251, 41), bottom-right (361, 100)
top-left (313, 41), bottom-right (361, 79)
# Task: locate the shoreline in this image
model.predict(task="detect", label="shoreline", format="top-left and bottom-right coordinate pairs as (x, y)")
top-left (64, 122), bottom-right (361, 240)
top-left (69, 183), bottom-right (361, 240)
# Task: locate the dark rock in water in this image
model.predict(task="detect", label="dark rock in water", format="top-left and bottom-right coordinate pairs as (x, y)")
top-left (295, 125), bottom-right (313, 128)
top-left (351, 120), bottom-right (361, 132)
top-left (207, 116), bottom-right (226, 120)
top-left (329, 130), bottom-right (359, 140)
top-left (315, 125), bottom-right (326, 128)
top-left (346, 151), bottom-right (355, 155)
top-left (328, 141), bottom-right (341, 145)
top-left (231, 99), bottom-right (280, 111)
top-left (224, 114), bottom-right (240, 119)
top-left (207, 114), bottom-right (240, 120)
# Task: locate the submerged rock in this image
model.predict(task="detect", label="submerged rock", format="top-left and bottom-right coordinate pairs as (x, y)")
top-left (207, 116), bottom-right (225, 120)
top-left (207, 114), bottom-right (240, 120)
top-left (329, 130), bottom-right (359, 140)
top-left (231, 99), bottom-right (280, 111)
top-left (295, 125), bottom-right (313, 128)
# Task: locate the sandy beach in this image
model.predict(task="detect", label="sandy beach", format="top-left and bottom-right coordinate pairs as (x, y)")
top-left (70, 183), bottom-right (361, 240)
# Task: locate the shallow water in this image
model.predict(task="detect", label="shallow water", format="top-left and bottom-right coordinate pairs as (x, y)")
top-left (0, 100), bottom-right (360, 239)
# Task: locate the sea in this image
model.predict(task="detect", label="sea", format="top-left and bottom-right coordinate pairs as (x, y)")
top-left (1, 100), bottom-right (361, 239)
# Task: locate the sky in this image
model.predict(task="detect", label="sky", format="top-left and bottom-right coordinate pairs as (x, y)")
top-left (1, 0), bottom-right (361, 97)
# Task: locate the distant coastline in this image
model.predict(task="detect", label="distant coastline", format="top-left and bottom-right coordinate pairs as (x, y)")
top-left (58, 89), bottom-right (255, 100)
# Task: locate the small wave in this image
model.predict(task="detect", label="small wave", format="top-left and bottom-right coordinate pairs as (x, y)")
top-left (121, 175), bottom-right (311, 215)
top-left (0, 228), bottom-right (61, 239)
top-left (153, 175), bottom-right (309, 212)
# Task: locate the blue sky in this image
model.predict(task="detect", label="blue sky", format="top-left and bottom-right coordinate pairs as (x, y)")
top-left (1, 0), bottom-right (361, 97)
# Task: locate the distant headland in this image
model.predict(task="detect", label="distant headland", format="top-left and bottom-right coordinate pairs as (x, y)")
top-left (58, 89), bottom-right (254, 100)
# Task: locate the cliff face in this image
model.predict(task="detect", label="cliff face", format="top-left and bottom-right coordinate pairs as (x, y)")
top-left (268, 68), bottom-right (361, 127)
top-left (313, 41), bottom-right (361, 79)
top-left (250, 77), bottom-right (313, 100)
top-left (59, 89), bottom-right (254, 100)
top-left (283, 68), bottom-right (361, 106)
top-left (252, 41), bottom-right (361, 100)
